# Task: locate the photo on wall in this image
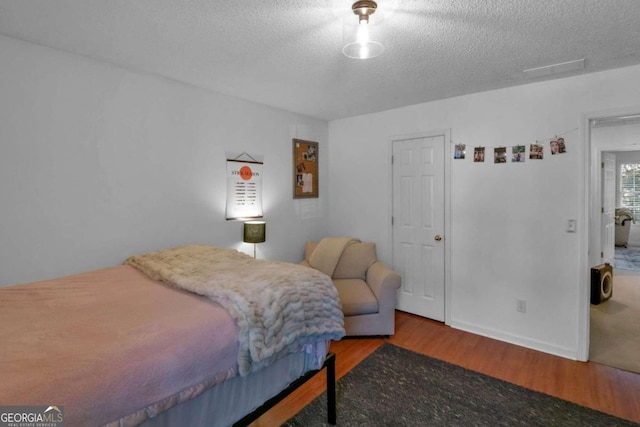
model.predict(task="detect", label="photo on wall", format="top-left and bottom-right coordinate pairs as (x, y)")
top-left (550, 137), bottom-right (567, 155)
top-left (530, 143), bottom-right (544, 160)
top-left (512, 145), bottom-right (525, 163)
top-left (557, 137), bottom-right (566, 153)
top-left (474, 147), bottom-right (485, 163)
top-left (494, 147), bottom-right (507, 163)
top-left (454, 144), bottom-right (466, 159)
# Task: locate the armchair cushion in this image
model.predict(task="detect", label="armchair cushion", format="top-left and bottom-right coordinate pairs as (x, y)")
top-left (333, 278), bottom-right (378, 316)
top-left (304, 241), bottom-right (376, 280)
top-left (333, 243), bottom-right (377, 280)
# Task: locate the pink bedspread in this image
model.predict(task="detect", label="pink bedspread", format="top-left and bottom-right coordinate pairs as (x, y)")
top-left (0, 265), bottom-right (240, 426)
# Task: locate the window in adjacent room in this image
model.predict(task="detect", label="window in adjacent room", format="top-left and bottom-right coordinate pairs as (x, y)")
top-left (620, 163), bottom-right (640, 219)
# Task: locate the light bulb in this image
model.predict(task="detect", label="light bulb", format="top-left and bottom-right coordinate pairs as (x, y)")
top-left (359, 45), bottom-right (369, 58)
top-left (357, 21), bottom-right (371, 58)
top-left (357, 21), bottom-right (370, 44)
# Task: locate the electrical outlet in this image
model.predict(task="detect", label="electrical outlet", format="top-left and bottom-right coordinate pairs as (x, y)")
top-left (567, 219), bottom-right (577, 233)
top-left (516, 299), bottom-right (527, 313)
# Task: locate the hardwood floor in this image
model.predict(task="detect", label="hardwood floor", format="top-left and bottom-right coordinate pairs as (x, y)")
top-left (250, 311), bottom-right (640, 426)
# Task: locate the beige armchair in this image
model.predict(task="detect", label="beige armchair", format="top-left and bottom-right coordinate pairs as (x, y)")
top-left (301, 241), bottom-right (401, 336)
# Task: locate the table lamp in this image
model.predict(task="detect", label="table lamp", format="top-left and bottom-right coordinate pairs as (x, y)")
top-left (243, 221), bottom-right (266, 258)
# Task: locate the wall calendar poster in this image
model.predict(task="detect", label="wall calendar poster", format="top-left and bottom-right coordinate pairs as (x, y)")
top-left (226, 154), bottom-right (263, 220)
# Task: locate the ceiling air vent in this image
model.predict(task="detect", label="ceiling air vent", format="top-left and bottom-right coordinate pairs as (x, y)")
top-left (523, 58), bottom-right (585, 79)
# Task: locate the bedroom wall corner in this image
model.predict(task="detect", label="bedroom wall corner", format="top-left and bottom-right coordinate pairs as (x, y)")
top-left (0, 35), bottom-right (330, 286)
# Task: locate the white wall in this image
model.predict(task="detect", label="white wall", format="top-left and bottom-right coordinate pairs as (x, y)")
top-left (328, 65), bottom-right (640, 359)
top-left (0, 35), bottom-right (329, 286)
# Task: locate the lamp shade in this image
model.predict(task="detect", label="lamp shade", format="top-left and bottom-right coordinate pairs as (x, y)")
top-left (243, 221), bottom-right (266, 244)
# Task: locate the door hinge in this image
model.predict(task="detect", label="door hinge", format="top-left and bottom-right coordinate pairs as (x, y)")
top-left (601, 251), bottom-right (604, 258)
top-left (391, 155), bottom-right (394, 164)
top-left (601, 207), bottom-right (604, 213)
top-left (391, 216), bottom-right (394, 225)
top-left (601, 161), bottom-right (604, 169)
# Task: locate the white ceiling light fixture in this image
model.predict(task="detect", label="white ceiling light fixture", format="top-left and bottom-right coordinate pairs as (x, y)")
top-left (342, 1), bottom-right (384, 60)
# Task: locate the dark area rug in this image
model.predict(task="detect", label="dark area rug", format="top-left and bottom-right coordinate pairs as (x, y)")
top-left (283, 344), bottom-right (639, 427)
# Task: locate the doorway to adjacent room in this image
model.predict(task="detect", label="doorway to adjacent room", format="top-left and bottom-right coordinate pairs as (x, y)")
top-left (589, 116), bottom-right (640, 374)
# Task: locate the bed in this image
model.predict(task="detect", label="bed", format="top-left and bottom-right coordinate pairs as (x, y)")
top-left (0, 244), bottom-right (344, 426)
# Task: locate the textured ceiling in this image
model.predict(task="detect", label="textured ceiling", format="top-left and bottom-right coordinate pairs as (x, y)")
top-left (1, 0), bottom-right (640, 120)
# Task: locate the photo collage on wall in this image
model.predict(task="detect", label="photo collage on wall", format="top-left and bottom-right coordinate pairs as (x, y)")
top-left (453, 132), bottom-right (571, 163)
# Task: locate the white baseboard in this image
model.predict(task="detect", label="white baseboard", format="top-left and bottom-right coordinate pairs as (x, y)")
top-left (450, 319), bottom-right (579, 361)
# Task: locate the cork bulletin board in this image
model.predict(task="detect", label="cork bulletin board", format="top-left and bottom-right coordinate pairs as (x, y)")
top-left (293, 139), bottom-right (318, 198)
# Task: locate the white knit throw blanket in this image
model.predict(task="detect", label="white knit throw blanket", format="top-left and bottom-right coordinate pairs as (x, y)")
top-left (125, 244), bottom-right (345, 376)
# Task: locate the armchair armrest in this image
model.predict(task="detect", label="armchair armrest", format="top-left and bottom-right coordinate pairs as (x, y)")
top-left (366, 262), bottom-right (401, 311)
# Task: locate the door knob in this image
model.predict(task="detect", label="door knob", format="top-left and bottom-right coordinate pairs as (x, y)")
top-left (434, 235), bottom-right (442, 241)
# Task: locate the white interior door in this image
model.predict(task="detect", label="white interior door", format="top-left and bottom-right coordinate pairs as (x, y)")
top-left (601, 152), bottom-right (616, 265)
top-left (392, 135), bottom-right (445, 321)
